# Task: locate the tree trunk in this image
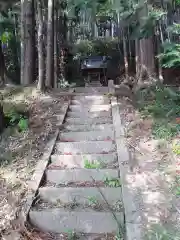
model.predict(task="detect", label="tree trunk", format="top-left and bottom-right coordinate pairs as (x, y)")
top-left (122, 28), bottom-right (128, 77)
top-left (24, 0), bottom-right (35, 85)
top-left (54, 5), bottom-right (58, 88)
top-left (37, 0), bottom-right (45, 91)
top-left (137, 2), bottom-right (155, 83)
top-left (0, 100), bottom-right (5, 134)
top-left (46, 0), bottom-right (54, 88)
top-left (58, 12), bottom-right (66, 84)
top-left (20, 0), bottom-right (25, 85)
top-left (0, 41), bottom-right (6, 86)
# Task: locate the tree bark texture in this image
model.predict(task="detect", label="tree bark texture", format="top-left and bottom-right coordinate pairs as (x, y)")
top-left (37, 0), bottom-right (45, 91)
top-left (46, 0), bottom-right (54, 88)
top-left (24, 0), bottom-right (35, 85)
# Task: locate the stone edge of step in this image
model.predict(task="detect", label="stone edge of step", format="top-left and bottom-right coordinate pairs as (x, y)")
top-left (24, 90), bottom-right (73, 223)
top-left (109, 90), bottom-right (144, 240)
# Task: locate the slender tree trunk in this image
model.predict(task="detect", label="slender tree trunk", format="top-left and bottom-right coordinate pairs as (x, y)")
top-left (37, 0), bottom-right (45, 91)
top-left (122, 28), bottom-right (128, 77)
top-left (0, 102), bottom-right (5, 134)
top-left (54, 5), bottom-right (58, 88)
top-left (20, 0), bottom-right (25, 84)
top-left (24, 0), bottom-right (35, 85)
top-left (46, 0), bottom-right (54, 88)
top-left (0, 41), bottom-right (6, 85)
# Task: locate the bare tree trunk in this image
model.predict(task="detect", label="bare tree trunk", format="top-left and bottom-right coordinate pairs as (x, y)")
top-left (122, 28), bottom-right (128, 77)
top-left (37, 0), bottom-right (45, 91)
top-left (24, 0), bottom-right (35, 85)
top-left (54, 5), bottom-right (58, 88)
top-left (0, 102), bottom-right (5, 134)
top-left (58, 12), bottom-right (66, 84)
top-left (0, 41), bottom-right (6, 85)
top-left (20, 0), bottom-right (25, 85)
top-left (46, 0), bottom-right (54, 88)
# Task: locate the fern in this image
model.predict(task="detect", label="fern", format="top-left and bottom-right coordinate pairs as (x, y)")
top-left (157, 42), bottom-right (180, 68)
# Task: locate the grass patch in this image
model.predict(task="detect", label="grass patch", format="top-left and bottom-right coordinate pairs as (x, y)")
top-left (84, 158), bottom-right (101, 169)
top-left (103, 176), bottom-right (121, 187)
top-left (137, 84), bottom-right (180, 140)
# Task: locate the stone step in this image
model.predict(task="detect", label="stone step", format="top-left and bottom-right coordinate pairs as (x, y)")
top-left (71, 99), bottom-right (110, 105)
top-left (72, 95), bottom-right (109, 101)
top-left (29, 209), bottom-right (123, 234)
top-left (46, 169), bottom-right (119, 184)
top-left (67, 111), bottom-right (111, 119)
top-left (69, 104), bottom-right (111, 113)
top-left (59, 130), bottom-right (114, 142)
top-left (50, 153), bottom-right (118, 168)
top-left (63, 123), bottom-right (113, 132)
top-left (74, 87), bottom-right (109, 94)
top-left (65, 117), bottom-right (112, 125)
top-left (38, 187), bottom-right (122, 205)
top-left (55, 141), bottom-right (116, 154)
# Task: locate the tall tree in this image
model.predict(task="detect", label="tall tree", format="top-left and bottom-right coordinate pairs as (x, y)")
top-left (37, 0), bottom-right (45, 90)
top-left (20, 0), bottom-right (25, 84)
top-left (46, 0), bottom-right (54, 88)
top-left (23, 0), bottom-right (35, 85)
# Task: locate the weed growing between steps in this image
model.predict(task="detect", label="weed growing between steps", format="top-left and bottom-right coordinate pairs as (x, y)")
top-left (104, 176), bottom-right (121, 187)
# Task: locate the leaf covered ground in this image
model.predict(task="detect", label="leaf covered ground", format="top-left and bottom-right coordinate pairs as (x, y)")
top-left (0, 86), bottom-right (69, 238)
top-left (119, 84), bottom-right (180, 239)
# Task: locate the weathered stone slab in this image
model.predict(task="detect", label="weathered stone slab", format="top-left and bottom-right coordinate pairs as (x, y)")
top-left (39, 187), bottom-right (122, 204)
top-left (71, 99), bottom-right (110, 105)
top-left (46, 169), bottom-right (119, 184)
top-left (29, 209), bottom-right (123, 234)
top-left (72, 95), bottom-right (109, 101)
top-left (50, 153), bottom-right (118, 168)
top-left (59, 130), bottom-right (114, 142)
top-left (63, 123), bottom-right (114, 132)
top-left (65, 117), bottom-right (112, 125)
top-left (69, 104), bottom-right (111, 112)
top-left (55, 141), bottom-right (116, 154)
top-left (67, 111), bottom-right (111, 118)
top-left (75, 87), bottom-right (109, 94)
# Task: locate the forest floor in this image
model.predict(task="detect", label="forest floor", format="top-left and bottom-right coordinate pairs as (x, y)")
top-left (119, 85), bottom-right (180, 239)
top-left (0, 85), bottom-right (69, 238)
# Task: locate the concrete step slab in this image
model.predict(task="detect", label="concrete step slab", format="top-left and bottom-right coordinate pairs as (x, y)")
top-left (59, 130), bottom-right (114, 142)
top-left (63, 123), bottom-right (114, 132)
top-left (75, 87), bottom-right (109, 94)
top-left (38, 187), bottom-right (122, 205)
top-left (46, 169), bottom-right (119, 184)
top-left (55, 141), bottom-right (116, 154)
top-left (71, 99), bottom-right (110, 105)
top-left (69, 105), bottom-right (111, 113)
top-left (29, 209), bottom-right (123, 234)
top-left (65, 117), bottom-right (112, 125)
top-left (50, 153), bottom-right (118, 168)
top-left (67, 111), bottom-right (111, 118)
top-left (72, 95), bottom-right (109, 101)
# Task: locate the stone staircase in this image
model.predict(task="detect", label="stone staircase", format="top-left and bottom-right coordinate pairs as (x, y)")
top-left (29, 86), bottom-right (125, 239)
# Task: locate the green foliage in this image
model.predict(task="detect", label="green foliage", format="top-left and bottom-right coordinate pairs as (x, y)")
top-left (172, 143), bottom-right (180, 155)
top-left (104, 176), bottom-right (121, 187)
top-left (5, 110), bottom-right (28, 132)
top-left (84, 158), bottom-right (101, 169)
top-left (138, 86), bottom-right (180, 140)
top-left (73, 38), bottom-right (119, 58)
top-left (158, 42), bottom-right (180, 68)
top-left (152, 121), bottom-right (178, 140)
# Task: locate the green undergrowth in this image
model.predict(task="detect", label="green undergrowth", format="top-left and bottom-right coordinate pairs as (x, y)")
top-left (137, 83), bottom-right (180, 140)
